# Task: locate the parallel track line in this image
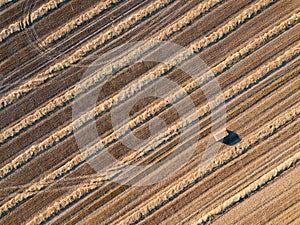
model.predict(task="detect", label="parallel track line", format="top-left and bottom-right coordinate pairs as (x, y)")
top-left (0, 0), bottom-right (231, 144)
top-left (0, 0), bottom-right (19, 9)
top-left (193, 150), bottom-right (300, 225)
top-left (1, 22), bottom-right (298, 183)
top-left (23, 60), bottom-right (300, 224)
top-left (0, 0), bottom-right (276, 110)
top-left (0, 0), bottom-right (70, 43)
top-left (64, 103), bottom-right (300, 225)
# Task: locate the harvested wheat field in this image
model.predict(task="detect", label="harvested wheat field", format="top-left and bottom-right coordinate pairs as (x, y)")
top-left (0, 0), bottom-right (299, 224)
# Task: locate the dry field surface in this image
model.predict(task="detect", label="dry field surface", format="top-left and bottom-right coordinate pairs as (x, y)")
top-left (0, 0), bottom-right (299, 224)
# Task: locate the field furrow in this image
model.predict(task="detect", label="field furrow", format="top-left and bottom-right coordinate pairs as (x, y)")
top-left (0, 0), bottom-right (70, 43)
top-left (21, 70), bottom-right (297, 223)
top-left (1, 0), bottom-right (299, 224)
top-left (0, 20), bottom-right (298, 222)
top-left (0, 0), bottom-right (278, 110)
top-left (2, 0), bottom-right (295, 180)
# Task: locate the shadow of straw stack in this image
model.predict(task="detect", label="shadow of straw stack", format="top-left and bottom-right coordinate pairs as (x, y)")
top-left (214, 129), bottom-right (241, 146)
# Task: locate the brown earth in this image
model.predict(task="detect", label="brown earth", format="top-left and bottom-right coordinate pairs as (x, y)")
top-left (0, 0), bottom-right (299, 224)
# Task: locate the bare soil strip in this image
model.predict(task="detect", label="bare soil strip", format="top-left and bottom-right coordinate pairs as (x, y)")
top-left (192, 153), bottom-right (300, 225)
top-left (1, 0), bottom-right (298, 224)
top-left (0, 0), bottom-right (70, 43)
top-left (96, 103), bottom-right (300, 225)
top-left (80, 69), bottom-right (300, 225)
top-left (264, 201), bottom-right (300, 225)
top-left (0, 0), bottom-right (277, 110)
top-left (0, 0), bottom-right (233, 145)
top-left (2, 17), bottom-right (298, 197)
top-left (0, 0), bottom-right (18, 9)
top-left (1, 44), bottom-right (298, 223)
top-left (21, 61), bottom-right (300, 224)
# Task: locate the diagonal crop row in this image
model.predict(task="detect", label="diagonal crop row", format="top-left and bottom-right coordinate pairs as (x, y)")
top-left (0, 0), bottom-right (276, 110)
top-left (193, 150), bottom-right (300, 225)
top-left (0, 0), bottom-right (230, 144)
top-left (0, 0), bottom-right (283, 149)
top-left (114, 102), bottom-right (300, 225)
top-left (38, 0), bottom-right (133, 49)
top-left (0, 0), bottom-right (291, 218)
top-left (0, 0), bottom-right (18, 9)
top-left (26, 99), bottom-right (300, 225)
top-left (1, 11), bottom-right (298, 183)
top-left (15, 46), bottom-right (300, 224)
top-left (0, 0), bottom-right (70, 43)
top-left (0, 0), bottom-right (176, 109)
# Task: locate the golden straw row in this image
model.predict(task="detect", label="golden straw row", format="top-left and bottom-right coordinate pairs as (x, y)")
top-left (38, 0), bottom-right (133, 48)
top-left (1, 9), bottom-right (298, 183)
top-left (0, 0), bottom-right (289, 217)
top-left (114, 102), bottom-right (300, 225)
top-left (0, 0), bottom-right (228, 143)
top-left (0, 0), bottom-right (177, 109)
top-left (27, 101), bottom-right (300, 225)
top-left (192, 150), bottom-right (300, 224)
top-left (0, 0), bottom-right (283, 146)
top-left (0, 7), bottom-right (296, 201)
top-left (0, 0), bottom-right (18, 8)
top-left (0, 0), bottom-right (69, 42)
top-left (2, 43), bottom-right (298, 222)
top-left (1, 0), bottom-right (273, 110)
